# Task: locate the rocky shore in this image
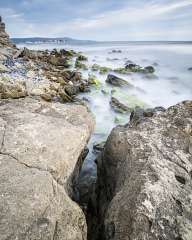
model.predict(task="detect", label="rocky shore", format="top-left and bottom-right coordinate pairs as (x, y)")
top-left (0, 17), bottom-right (192, 240)
top-left (0, 17), bottom-right (95, 240)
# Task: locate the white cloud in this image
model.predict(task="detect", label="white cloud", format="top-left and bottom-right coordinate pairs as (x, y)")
top-left (1, 0), bottom-right (192, 40)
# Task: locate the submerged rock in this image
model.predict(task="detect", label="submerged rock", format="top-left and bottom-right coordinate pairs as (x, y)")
top-left (91, 101), bottom-right (192, 240)
top-left (111, 90), bottom-right (147, 111)
top-left (0, 97), bottom-right (94, 240)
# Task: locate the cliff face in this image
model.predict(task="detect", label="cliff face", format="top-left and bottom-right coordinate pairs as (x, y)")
top-left (91, 101), bottom-right (192, 240)
top-left (0, 16), bottom-right (14, 48)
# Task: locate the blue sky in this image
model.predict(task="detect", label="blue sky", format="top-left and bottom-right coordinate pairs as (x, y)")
top-left (0, 0), bottom-right (192, 40)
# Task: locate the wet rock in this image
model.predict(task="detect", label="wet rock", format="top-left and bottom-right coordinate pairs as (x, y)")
top-left (111, 50), bottom-right (122, 53)
top-left (99, 66), bottom-right (112, 74)
top-left (75, 59), bottom-right (88, 70)
top-left (93, 141), bottom-right (106, 153)
top-left (0, 97), bottom-right (94, 240)
top-left (77, 54), bottom-right (88, 61)
top-left (125, 63), bottom-right (142, 72)
top-left (106, 74), bottom-right (133, 87)
top-left (91, 101), bottom-right (192, 240)
top-left (91, 64), bottom-right (100, 71)
top-left (88, 74), bottom-right (100, 85)
top-left (125, 63), bottom-right (156, 74)
top-left (110, 97), bottom-right (130, 113)
top-left (113, 67), bottom-right (131, 75)
top-left (60, 49), bottom-right (76, 57)
top-left (129, 106), bottom-right (166, 125)
top-left (144, 65), bottom-right (155, 73)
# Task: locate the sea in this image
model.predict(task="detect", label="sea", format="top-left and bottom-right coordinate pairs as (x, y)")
top-left (17, 41), bottom-right (192, 184)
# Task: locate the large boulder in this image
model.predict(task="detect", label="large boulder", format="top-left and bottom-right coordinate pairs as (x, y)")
top-left (0, 97), bottom-right (94, 240)
top-left (91, 101), bottom-right (192, 240)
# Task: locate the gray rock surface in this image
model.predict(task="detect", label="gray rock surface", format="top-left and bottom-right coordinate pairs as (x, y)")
top-left (92, 101), bottom-right (192, 240)
top-left (0, 97), bottom-right (94, 240)
top-left (0, 16), bottom-right (15, 48)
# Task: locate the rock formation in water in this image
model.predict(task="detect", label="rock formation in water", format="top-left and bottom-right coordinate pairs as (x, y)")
top-left (90, 101), bottom-right (192, 240)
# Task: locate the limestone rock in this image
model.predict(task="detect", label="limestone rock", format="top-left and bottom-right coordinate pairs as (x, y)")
top-left (0, 77), bottom-right (28, 99)
top-left (0, 97), bottom-right (95, 240)
top-left (92, 101), bottom-right (192, 240)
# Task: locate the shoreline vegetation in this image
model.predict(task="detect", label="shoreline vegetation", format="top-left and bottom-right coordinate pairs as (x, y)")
top-left (1, 16), bottom-right (192, 240)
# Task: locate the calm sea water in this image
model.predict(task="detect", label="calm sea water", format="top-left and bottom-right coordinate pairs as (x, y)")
top-left (18, 42), bottom-right (192, 180)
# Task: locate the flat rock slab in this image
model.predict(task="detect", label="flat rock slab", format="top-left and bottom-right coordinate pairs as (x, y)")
top-left (94, 101), bottom-right (192, 240)
top-left (0, 97), bottom-right (94, 240)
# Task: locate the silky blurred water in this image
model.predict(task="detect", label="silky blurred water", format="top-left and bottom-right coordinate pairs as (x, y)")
top-left (19, 42), bottom-right (192, 179)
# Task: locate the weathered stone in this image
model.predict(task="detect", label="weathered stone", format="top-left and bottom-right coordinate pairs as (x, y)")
top-left (0, 77), bottom-right (28, 99)
top-left (0, 97), bottom-right (94, 240)
top-left (91, 101), bottom-right (192, 240)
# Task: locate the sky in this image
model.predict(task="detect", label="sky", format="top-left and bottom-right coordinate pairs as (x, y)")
top-left (0, 0), bottom-right (192, 41)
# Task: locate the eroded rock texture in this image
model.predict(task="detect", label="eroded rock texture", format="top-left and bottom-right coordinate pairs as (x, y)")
top-left (0, 16), bottom-right (14, 48)
top-left (0, 97), bottom-right (94, 240)
top-left (92, 101), bottom-right (192, 240)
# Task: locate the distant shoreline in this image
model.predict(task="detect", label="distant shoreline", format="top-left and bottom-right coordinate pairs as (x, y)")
top-left (11, 37), bottom-right (192, 46)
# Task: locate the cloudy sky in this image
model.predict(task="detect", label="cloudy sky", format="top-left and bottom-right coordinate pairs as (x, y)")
top-left (0, 0), bottom-right (192, 40)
